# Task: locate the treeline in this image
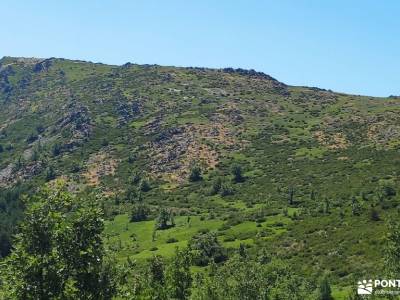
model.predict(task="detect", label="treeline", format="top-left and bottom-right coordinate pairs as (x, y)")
top-left (0, 181), bottom-right (324, 299)
top-left (0, 183), bottom-right (28, 258)
top-left (1, 181), bottom-right (399, 299)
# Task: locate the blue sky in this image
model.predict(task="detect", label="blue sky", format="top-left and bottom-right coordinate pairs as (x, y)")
top-left (1, 0), bottom-right (399, 96)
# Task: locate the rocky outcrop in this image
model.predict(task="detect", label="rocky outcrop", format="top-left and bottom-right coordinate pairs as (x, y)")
top-left (0, 161), bottom-right (43, 188)
top-left (33, 59), bottom-right (54, 73)
top-left (56, 103), bottom-right (92, 151)
top-left (116, 100), bottom-right (142, 126)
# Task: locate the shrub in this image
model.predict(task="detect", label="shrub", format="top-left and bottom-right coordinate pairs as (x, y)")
top-left (383, 186), bottom-right (396, 198)
top-left (45, 166), bottom-right (56, 181)
top-left (130, 203), bottom-right (150, 222)
top-left (231, 164), bottom-right (244, 183)
top-left (220, 183), bottom-right (234, 197)
top-left (139, 179), bottom-right (151, 192)
top-left (127, 152), bottom-right (136, 163)
top-left (209, 177), bottom-right (222, 195)
top-left (51, 143), bottom-right (61, 156)
top-left (166, 237), bottom-right (178, 243)
top-left (189, 165), bottom-right (202, 182)
top-left (26, 133), bottom-right (38, 144)
top-left (188, 231), bottom-right (227, 266)
top-left (369, 208), bottom-right (380, 221)
top-left (36, 124), bottom-right (45, 134)
top-left (156, 208), bottom-right (175, 230)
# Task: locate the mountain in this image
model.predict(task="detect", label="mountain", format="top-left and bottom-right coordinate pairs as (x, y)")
top-left (0, 56), bottom-right (399, 289)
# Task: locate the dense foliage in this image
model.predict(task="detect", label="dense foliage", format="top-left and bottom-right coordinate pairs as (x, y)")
top-left (0, 181), bottom-right (117, 299)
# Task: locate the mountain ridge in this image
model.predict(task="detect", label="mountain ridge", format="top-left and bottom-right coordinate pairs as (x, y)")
top-left (0, 56), bottom-right (399, 288)
top-left (2, 55), bottom-right (363, 96)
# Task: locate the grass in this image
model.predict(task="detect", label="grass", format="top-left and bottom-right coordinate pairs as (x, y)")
top-left (331, 286), bottom-right (351, 300)
top-left (104, 209), bottom-right (293, 261)
top-left (104, 215), bottom-right (223, 260)
top-left (295, 147), bottom-right (327, 159)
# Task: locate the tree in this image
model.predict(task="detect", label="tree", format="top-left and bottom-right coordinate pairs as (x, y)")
top-left (0, 181), bottom-right (117, 299)
top-left (238, 243), bottom-right (247, 258)
top-left (318, 276), bottom-right (332, 300)
top-left (51, 143), bottom-right (61, 156)
top-left (0, 144), bottom-right (3, 153)
top-left (130, 203), bottom-right (150, 222)
top-left (199, 255), bottom-right (270, 300)
top-left (31, 147), bottom-right (40, 162)
top-left (0, 184), bottom-right (27, 258)
top-left (220, 182), bottom-right (234, 197)
top-left (126, 186), bottom-right (141, 203)
top-left (166, 248), bottom-right (192, 300)
top-left (383, 186), bottom-right (396, 198)
top-left (130, 171), bottom-right (141, 184)
top-left (145, 255), bottom-right (167, 300)
top-left (26, 133), bottom-right (38, 144)
top-left (149, 255), bottom-right (165, 284)
top-left (189, 165), bottom-right (202, 182)
top-left (258, 248), bottom-right (271, 265)
top-left (156, 208), bottom-right (174, 230)
top-left (36, 124), bottom-right (45, 134)
top-left (45, 165), bottom-right (56, 181)
top-left (369, 208), bottom-right (380, 221)
top-left (231, 164), bottom-right (244, 183)
top-left (351, 196), bottom-right (361, 216)
top-left (101, 138), bottom-right (109, 147)
top-left (188, 232), bottom-right (226, 266)
top-left (127, 153), bottom-right (136, 164)
top-left (139, 178), bottom-right (151, 192)
top-left (209, 177), bottom-right (222, 195)
top-left (14, 156), bottom-right (23, 171)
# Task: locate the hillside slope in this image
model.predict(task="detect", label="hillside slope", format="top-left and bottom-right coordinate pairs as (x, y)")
top-left (1, 56), bottom-right (399, 285)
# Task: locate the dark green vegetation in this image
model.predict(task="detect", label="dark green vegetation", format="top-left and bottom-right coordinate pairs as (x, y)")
top-left (1, 182), bottom-right (117, 299)
top-left (1, 56), bottom-right (400, 298)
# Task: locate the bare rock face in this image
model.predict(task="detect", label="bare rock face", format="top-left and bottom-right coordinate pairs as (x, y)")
top-left (33, 59), bottom-right (54, 73)
top-left (146, 118), bottom-right (246, 182)
top-left (0, 161), bottom-right (43, 188)
top-left (82, 150), bottom-right (118, 186)
top-left (56, 103), bottom-right (92, 151)
top-left (116, 100), bottom-right (142, 126)
top-left (0, 164), bottom-right (13, 186)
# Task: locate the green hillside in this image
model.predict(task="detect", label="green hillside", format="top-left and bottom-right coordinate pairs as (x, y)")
top-left (1, 56), bottom-right (399, 298)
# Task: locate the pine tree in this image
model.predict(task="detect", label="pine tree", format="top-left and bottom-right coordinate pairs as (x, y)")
top-left (189, 165), bottom-right (202, 182)
top-left (318, 276), bottom-right (332, 300)
top-left (231, 164), bottom-right (244, 183)
top-left (288, 186), bottom-right (295, 205)
top-left (139, 178), bottom-right (151, 192)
